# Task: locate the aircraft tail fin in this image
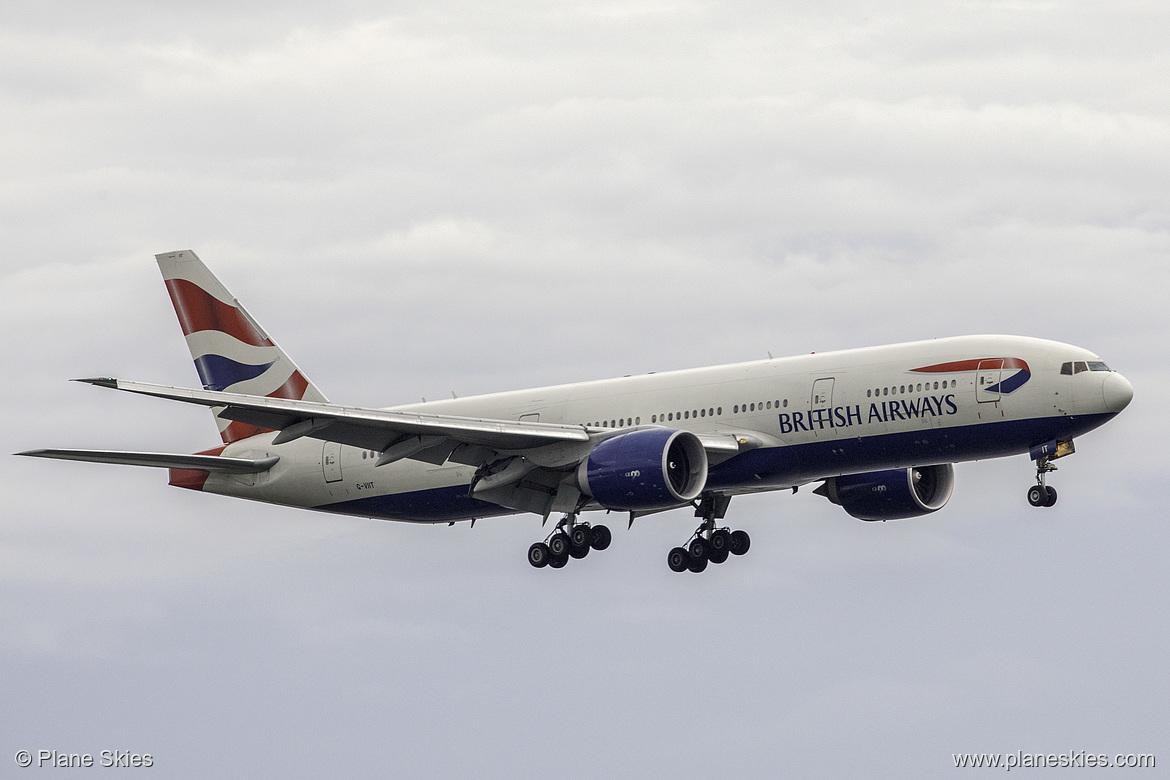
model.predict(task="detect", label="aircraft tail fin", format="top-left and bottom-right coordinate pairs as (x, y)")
top-left (156, 250), bottom-right (328, 444)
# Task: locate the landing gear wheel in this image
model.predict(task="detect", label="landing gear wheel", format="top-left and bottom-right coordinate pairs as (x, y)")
top-left (688, 537), bottom-right (708, 561)
top-left (668, 547), bottom-right (689, 573)
top-left (569, 542), bottom-right (590, 559)
top-left (590, 525), bottom-right (612, 551)
top-left (710, 529), bottom-right (731, 554)
top-left (708, 546), bottom-right (729, 565)
top-left (1027, 485), bottom-right (1047, 507)
top-left (569, 525), bottom-right (591, 549)
top-left (548, 553), bottom-right (567, 569)
top-left (687, 555), bottom-right (709, 573)
top-left (528, 542), bottom-right (551, 568)
top-left (730, 530), bottom-right (751, 555)
top-left (1044, 486), bottom-right (1058, 507)
top-left (548, 533), bottom-right (570, 558)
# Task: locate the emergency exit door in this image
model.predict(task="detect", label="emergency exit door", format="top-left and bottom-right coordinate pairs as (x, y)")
top-left (322, 441), bottom-right (343, 483)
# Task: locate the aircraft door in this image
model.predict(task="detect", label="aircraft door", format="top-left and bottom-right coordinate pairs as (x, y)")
top-left (811, 377), bottom-right (835, 437)
top-left (976, 359), bottom-right (1004, 404)
top-left (322, 441), bottom-right (343, 483)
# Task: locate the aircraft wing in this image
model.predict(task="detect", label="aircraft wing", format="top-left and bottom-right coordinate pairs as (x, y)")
top-left (17, 448), bottom-right (279, 472)
top-left (67, 377), bottom-right (755, 519)
top-left (76, 377), bottom-right (594, 466)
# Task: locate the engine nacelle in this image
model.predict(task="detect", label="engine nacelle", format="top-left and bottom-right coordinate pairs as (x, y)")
top-left (577, 428), bottom-right (708, 512)
top-left (815, 464), bottom-right (954, 521)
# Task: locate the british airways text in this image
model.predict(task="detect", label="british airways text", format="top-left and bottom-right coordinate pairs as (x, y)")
top-left (778, 394), bottom-right (958, 434)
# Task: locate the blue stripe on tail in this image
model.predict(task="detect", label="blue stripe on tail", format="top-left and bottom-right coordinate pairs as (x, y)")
top-left (194, 354), bottom-right (276, 392)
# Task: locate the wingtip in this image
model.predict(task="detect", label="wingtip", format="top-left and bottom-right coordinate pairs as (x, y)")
top-left (73, 377), bottom-right (119, 388)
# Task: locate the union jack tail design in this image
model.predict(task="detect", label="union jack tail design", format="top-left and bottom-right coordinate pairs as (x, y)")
top-left (156, 250), bottom-right (328, 444)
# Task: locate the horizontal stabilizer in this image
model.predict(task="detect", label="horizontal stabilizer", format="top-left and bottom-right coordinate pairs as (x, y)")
top-left (16, 448), bottom-right (279, 473)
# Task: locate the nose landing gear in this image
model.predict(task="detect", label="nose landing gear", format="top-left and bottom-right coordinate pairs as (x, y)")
top-left (528, 514), bottom-right (612, 569)
top-left (1027, 457), bottom-right (1059, 508)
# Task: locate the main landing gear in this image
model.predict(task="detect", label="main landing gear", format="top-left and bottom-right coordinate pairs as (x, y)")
top-left (668, 494), bottom-right (750, 574)
top-left (1027, 457), bottom-right (1059, 508)
top-left (528, 514), bottom-right (612, 569)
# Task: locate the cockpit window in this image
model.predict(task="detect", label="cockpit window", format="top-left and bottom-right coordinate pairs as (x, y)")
top-left (1062, 360), bottom-right (1113, 375)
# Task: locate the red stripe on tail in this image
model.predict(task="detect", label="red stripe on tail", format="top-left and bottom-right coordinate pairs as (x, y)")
top-left (168, 446), bottom-right (226, 490)
top-left (165, 278), bottom-right (273, 347)
top-left (217, 372), bottom-right (313, 444)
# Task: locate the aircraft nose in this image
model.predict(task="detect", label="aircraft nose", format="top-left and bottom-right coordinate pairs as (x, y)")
top-left (1102, 372), bottom-right (1134, 413)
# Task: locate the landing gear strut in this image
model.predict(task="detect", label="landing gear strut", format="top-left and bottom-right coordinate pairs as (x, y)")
top-left (528, 514), bottom-right (611, 569)
top-left (668, 494), bottom-right (750, 574)
top-left (1027, 457), bottom-right (1059, 508)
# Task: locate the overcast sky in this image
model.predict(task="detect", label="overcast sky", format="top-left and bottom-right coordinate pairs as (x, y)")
top-left (2, 1), bottom-right (1167, 777)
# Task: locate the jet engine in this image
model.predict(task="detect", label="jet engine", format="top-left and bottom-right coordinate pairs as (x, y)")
top-left (814, 464), bottom-right (954, 521)
top-left (578, 428), bottom-right (708, 512)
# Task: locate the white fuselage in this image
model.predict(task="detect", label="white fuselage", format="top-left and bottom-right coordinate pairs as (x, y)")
top-left (201, 335), bottom-right (1130, 522)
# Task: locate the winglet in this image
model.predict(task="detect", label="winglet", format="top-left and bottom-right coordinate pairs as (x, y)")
top-left (73, 377), bottom-right (119, 388)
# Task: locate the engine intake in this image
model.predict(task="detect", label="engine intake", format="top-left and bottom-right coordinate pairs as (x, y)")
top-left (578, 428), bottom-right (708, 512)
top-left (815, 464), bottom-right (954, 521)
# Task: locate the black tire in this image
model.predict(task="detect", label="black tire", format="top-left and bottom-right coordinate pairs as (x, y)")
top-left (590, 525), bottom-right (612, 551)
top-left (708, 546), bottom-right (729, 564)
top-left (668, 547), bottom-right (689, 572)
top-left (710, 529), bottom-right (731, 554)
top-left (688, 537), bottom-right (708, 561)
top-left (730, 530), bottom-right (751, 555)
top-left (1027, 485), bottom-right (1047, 507)
top-left (569, 525), bottom-right (591, 549)
top-left (548, 553), bottom-right (567, 569)
top-left (687, 554), bottom-right (709, 573)
top-left (569, 542), bottom-right (590, 559)
top-left (528, 542), bottom-right (550, 568)
top-left (1044, 486), bottom-right (1058, 507)
top-left (548, 533), bottom-right (570, 558)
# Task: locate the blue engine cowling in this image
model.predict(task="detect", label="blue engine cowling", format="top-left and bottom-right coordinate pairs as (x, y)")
top-left (814, 464), bottom-right (954, 521)
top-left (577, 428), bottom-right (708, 512)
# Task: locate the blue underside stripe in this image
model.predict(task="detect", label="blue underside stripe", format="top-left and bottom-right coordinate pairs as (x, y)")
top-left (314, 412), bottom-right (1116, 523)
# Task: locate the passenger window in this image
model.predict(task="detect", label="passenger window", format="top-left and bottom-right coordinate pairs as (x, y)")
top-left (749, 403), bottom-right (755, 411)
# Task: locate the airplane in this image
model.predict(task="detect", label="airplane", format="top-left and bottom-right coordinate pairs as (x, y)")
top-left (18, 251), bottom-right (1134, 573)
